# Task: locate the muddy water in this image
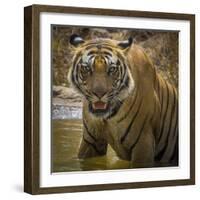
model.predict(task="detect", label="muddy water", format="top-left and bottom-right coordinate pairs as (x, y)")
top-left (52, 119), bottom-right (130, 172)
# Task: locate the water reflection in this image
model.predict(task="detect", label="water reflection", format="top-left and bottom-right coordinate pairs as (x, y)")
top-left (52, 119), bottom-right (130, 172)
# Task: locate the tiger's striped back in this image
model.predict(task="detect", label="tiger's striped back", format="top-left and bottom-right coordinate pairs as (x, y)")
top-left (154, 74), bottom-right (178, 164)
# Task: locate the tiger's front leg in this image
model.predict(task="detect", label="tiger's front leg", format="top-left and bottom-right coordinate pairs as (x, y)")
top-left (130, 129), bottom-right (155, 168)
top-left (78, 125), bottom-right (107, 159)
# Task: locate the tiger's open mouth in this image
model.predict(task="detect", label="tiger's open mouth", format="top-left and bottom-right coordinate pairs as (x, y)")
top-left (92, 101), bottom-right (108, 110)
top-left (89, 101), bottom-right (109, 117)
top-left (89, 100), bottom-right (122, 118)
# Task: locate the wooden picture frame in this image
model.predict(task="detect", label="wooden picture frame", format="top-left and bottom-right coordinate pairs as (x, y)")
top-left (24, 4), bottom-right (195, 194)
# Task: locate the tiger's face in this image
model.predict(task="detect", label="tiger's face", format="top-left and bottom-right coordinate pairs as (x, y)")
top-left (69, 35), bottom-right (134, 118)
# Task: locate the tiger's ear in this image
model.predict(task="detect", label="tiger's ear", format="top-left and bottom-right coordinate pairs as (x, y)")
top-left (69, 34), bottom-right (85, 47)
top-left (117, 37), bottom-right (133, 51)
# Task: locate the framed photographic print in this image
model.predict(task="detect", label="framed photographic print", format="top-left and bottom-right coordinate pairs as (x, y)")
top-left (24, 4), bottom-right (195, 194)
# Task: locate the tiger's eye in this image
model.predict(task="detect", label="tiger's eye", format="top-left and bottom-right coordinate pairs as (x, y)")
top-left (108, 66), bottom-right (118, 75)
top-left (81, 64), bottom-right (91, 73)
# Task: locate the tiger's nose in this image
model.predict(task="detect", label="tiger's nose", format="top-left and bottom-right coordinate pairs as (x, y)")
top-left (92, 89), bottom-right (107, 98)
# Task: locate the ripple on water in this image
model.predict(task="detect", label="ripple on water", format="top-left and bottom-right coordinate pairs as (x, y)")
top-left (52, 105), bottom-right (82, 119)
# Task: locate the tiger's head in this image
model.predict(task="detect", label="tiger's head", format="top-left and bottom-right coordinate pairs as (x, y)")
top-left (68, 34), bottom-right (135, 118)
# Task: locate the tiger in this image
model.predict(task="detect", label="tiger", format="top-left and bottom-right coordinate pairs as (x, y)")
top-left (68, 34), bottom-right (178, 167)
